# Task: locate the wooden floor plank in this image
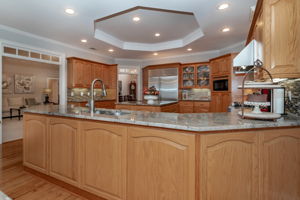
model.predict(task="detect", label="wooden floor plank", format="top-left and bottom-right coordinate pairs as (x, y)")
top-left (0, 140), bottom-right (88, 200)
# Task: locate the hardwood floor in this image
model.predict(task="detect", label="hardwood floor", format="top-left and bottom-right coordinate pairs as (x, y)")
top-left (0, 140), bottom-right (88, 200)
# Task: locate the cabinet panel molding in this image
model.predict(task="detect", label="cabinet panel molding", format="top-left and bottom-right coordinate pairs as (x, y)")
top-left (48, 118), bottom-right (79, 186)
top-left (127, 127), bottom-right (195, 200)
top-left (80, 121), bottom-right (127, 200)
top-left (23, 114), bottom-right (48, 174)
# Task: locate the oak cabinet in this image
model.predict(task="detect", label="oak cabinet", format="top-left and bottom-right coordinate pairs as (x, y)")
top-left (259, 128), bottom-right (300, 200)
top-left (210, 92), bottom-right (231, 112)
top-left (263, 0), bottom-right (300, 78)
top-left (23, 114), bottom-right (48, 174)
top-left (127, 127), bottom-right (195, 200)
top-left (210, 56), bottom-right (231, 77)
top-left (180, 63), bottom-right (210, 89)
top-left (193, 102), bottom-right (210, 113)
top-left (179, 101), bottom-right (194, 113)
top-left (48, 118), bottom-right (79, 186)
top-left (67, 57), bottom-right (117, 89)
top-left (80, 121), bottom-right (127, 200)
top-left (200, 132), bottom-right (259, 200)
top-left (179, 101), bottom-right (210, 113)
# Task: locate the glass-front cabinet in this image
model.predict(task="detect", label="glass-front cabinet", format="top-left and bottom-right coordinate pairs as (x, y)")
top-left (181, 63), bottom-right (210, 88)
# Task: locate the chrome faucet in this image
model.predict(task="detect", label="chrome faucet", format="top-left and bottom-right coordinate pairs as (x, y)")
top-left (89, 78), bottom-right (107, 113)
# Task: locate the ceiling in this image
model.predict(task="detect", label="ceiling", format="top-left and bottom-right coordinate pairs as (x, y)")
top-left (0, 0), bottom-right (257, 60)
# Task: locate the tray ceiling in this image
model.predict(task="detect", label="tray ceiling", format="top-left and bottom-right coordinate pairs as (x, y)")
top-left (0, 0), bottom-right (257, 59)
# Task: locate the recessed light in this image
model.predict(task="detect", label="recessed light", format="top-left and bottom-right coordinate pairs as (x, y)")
top-left (187, 48), bottom-right (192, 51)
top-left (155, 33), bottom-right (160, 37)
top-left (153, 52), bottom-right (158, 56)
top-left (81, 39), bottom-right (87, 43)
top-left (222, 27), bottom-right (230, 32)
top-left (108, 49), bottom-right (114, 52)
top-left (218, 3), bottom-right (229, 10)
top-left (132, 17), bottom-right (140, 22)
top-left (65, 8), bottom-right (75, 15)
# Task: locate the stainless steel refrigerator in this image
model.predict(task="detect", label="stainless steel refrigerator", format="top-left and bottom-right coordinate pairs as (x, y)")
top-left (148, 68), bottom-right (178, 101)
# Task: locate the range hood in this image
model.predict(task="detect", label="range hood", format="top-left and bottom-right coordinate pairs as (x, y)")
top-left (233, 40), bottom-right (263, 67)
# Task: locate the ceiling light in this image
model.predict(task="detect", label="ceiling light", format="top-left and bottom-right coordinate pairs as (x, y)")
top-left (218, 3), bottom-right (229, 10)
top-left (153, 52), bottom-right (158, 56)
top-left (155, 33), bottom-right (160, 37)
top-left (132, 17), bottom-right (140, 22)
top-left (108, 49), bottom-right (114, 52)
top-left (65, 8), bottom-right (75, 15)
top-left (222, 27), bottom-right (230, 32)
top-left (187, 48), bottom-right (192, 51)
top-left (81, 39), bottom-right (87, 43)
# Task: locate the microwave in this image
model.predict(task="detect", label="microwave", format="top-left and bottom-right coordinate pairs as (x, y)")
top-left (213, 78), bottom-right (229, 91)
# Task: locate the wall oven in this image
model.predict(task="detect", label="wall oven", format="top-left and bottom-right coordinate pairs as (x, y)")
top-left (213, 78), bottom-right (229, 91)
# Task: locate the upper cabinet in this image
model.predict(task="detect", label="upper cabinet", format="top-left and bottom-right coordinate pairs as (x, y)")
top-left (248, 0), bottom-right (300, 78)
top-left (210, 56), bottom-right (232, 77)
top-left (67, 57), bottom-right (117, 89)
top-left (180, 63), bottom-right (210, 89)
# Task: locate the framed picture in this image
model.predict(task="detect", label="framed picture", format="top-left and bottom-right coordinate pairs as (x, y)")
top-left (14, 74), bottom-right (35, 94)
top-left (2, 73), bottom-right (13, 94)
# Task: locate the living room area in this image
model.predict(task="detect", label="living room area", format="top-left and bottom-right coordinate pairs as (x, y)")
top-left (2, 56), bottom-right (59, 143)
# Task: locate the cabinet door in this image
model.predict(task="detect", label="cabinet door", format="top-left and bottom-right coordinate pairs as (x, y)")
top-left (259, 128), bottom-right (300, 200)
top-left (179, 101), bottom-right (194, 113)
top-left (80, 121), bottom-right (127, 200)
top-left (210, 60), bottom-right (219, 76)
top-left (73, 60), bottom-right (85, 88)
top-left (127, 127), bottom-right (195, 200)
top-left (200, 132), bottom-right (259, 200)
top-left (210, 93), bottom-right (221, 112)
top-left (264, 0), bottom-right (300, 78)
top-left (83, 62), bottom-right (92, 88)
top-left (92, 63), bottom-right (104, 88)
top-left (221, 92), bottom-right (231, 112)
top-left (48, 118), bottom-right (79, 186)
top-left (193, 102), bottom-right (210, 113)
top-left (23, 114), bottom-right (48, 174)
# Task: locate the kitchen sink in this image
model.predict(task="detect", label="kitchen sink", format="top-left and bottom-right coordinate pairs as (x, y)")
top-left (93, 109), bottom-right (131, 116)
top-left (72, 106), bottom-right (131, 116)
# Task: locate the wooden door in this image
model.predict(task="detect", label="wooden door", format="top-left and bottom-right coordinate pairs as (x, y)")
top-left (259, 128), bottom-right (300, 200)
top-left (48, 117), bottom-right (79, 186)
top-left (200, 132), bottom-right (259, 200)
top-left (127, 127), bottom-right (195, 200)
top-left (80, 121), bottom-right (127, 200)
top-left (264, 0), bottom-right (300, 78)
top-left (23, 114), bottom-right (48, 174)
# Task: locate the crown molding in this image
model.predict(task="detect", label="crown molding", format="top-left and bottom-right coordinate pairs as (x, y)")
top-left (0, 24), bottom-right (113, 60)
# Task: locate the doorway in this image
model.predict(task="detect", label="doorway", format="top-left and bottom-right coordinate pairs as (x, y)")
top-left (2, 57), bottom-right (59, 143)
top-left (0, 41), bottom-right (66, 144)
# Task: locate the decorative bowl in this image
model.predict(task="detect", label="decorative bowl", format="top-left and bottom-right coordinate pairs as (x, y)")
top-left (144, 95), bottom-right (158, 104)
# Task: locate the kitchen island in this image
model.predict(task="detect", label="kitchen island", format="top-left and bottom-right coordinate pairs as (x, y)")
top-left (23, 105), bottom-right (300, 200)
top-left (115, 100), bottom-right (178, 112)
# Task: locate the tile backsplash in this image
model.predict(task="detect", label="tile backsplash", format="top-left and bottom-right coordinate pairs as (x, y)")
top-left (280, 78), bottom-right (300, 116)
top-left (67, 88), bottom-right (116, 102)
top-left (181, 88), bottom-right (211, 100)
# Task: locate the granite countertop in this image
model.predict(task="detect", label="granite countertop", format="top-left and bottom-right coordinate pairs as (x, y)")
top-left (180, 99), bottom-right (211, 102)
top-left (24, 105), bottom-right (300, 133)
top-left (68, 98), bottom-right (115, 103)
top-left (115, 101), bottom-right (178, 106)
